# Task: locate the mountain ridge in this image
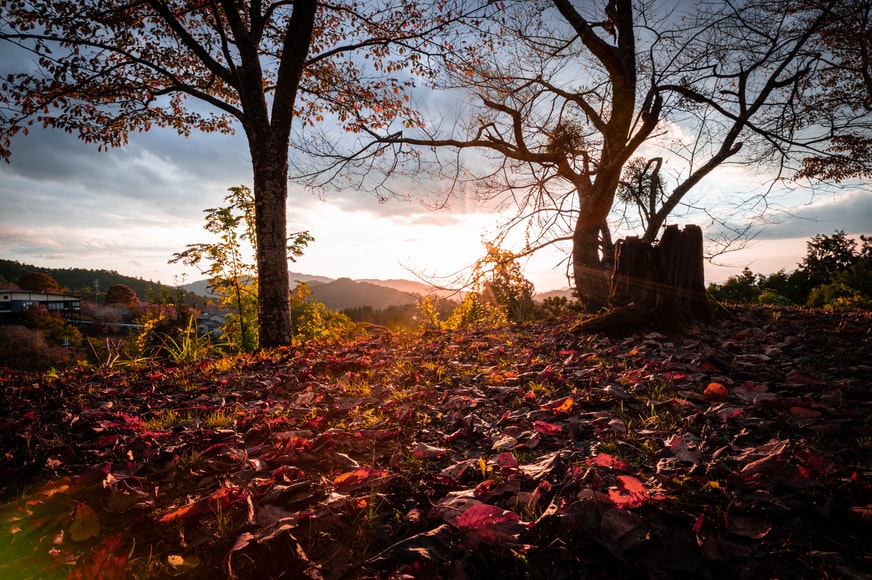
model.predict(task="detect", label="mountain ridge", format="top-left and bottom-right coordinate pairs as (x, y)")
top-left (1, 259), bottom-right (570, 311)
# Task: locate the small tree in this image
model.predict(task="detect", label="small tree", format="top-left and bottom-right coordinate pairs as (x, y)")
top-left (480, 243), bottom-right (536, 324)
top-left (104, 284), bottom-right (139, 308)
top-left (171, 185), bottom-right (312, 352)
top-left (708, 268), bottom-right (762, 305)
top-left (17, 272), bottom-right (64, 293)
top-left (800, 231), bottom-right (859, 289)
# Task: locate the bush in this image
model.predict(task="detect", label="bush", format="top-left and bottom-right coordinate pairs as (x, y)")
top-left (808, 282), bottom-right (871, 310)
top-left (26, 306), bottom-right (85, 347)
top-left (291, 284), bottom-right (354, 342)
top-left (0, 325), bottom-right (75, 371)
top-left (445, 293), bottom-right (507, 330)
top-left (757, 289), bottom-right (793, 306)
top-left (132, 303), bottom-right (201, 359)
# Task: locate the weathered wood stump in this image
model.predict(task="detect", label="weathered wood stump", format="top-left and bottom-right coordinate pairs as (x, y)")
top-left (574, 224), bottom-right (712, 335)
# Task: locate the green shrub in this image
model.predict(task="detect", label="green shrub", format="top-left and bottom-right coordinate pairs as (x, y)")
top-left (808, 282), bottom-right (870, 310)
top-left (445, 292), bottom-right (507, 330)
top-left (757, 289), bottom-right (793, 306)
top-left (290, 283), bottom-right (354, 342)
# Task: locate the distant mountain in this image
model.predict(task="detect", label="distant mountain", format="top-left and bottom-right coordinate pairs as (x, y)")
top-left (182, 271), bottom-right (334, 299)
top-left (308, 278), bottom-right (420, 311)
top-left (182, 273), bottom-right (449, 311)
top-left (357, 278), bottom-right (456, 299)
top-left (534, 288), bottom-right (576, 302)
top-left (289, 272), bottom-right (334, 285)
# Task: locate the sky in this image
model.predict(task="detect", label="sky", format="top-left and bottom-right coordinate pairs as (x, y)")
top-left (0, 12), bottom-right (870, 295)
top-left (1, 120), bottom-right (868, 294)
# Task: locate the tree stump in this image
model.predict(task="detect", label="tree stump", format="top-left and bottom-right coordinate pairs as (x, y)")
top-left (574, 224), bottom-right (711, 335)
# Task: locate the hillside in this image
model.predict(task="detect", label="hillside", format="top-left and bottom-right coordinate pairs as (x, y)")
top-left (0, 258), bottom-right (180, 301)
top-left (357, 277), bottom-right (457, 299)
top-left (1, 258), bottom-right (562, 312)
top-left (307, 277), bottom-right (420, 310)
top-left (1, 306), bottom-right (870, 578)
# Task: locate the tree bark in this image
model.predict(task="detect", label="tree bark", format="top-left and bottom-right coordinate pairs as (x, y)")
top-left (252, 150), bottom-right (293, 348)
top-left (575, 224), bottom-right (711, 334)
top-left (572, 210), bottom-right (612, 311)
top-left (245, 0), bottom-right (317, 349)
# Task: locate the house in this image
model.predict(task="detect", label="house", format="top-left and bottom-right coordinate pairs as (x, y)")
top-left (198, 311), bottom-right (227, 338)
top-left (0, 290), bottom-right (82, 321)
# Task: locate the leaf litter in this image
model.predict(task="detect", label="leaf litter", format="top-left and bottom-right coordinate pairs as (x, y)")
top-left (1, 305), bottom-right (871, 579)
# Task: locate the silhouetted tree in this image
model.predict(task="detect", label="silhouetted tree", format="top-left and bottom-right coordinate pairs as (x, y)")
top-left (326, 0), bottom-right (859, 314)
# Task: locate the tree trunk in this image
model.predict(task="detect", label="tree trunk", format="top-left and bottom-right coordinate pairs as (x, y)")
top-left (252, 148), bottom-right (293, 348)
top-left (576, 224), bottom-right (710, 334)
top-left (572, 201), bottom-right (612, 311)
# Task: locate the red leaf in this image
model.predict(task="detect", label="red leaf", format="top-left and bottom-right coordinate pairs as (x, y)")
top-left (789, 406), bottom-right (820, 418)
top-left (606, 475), bottom-right (662, 509)
top-left (533, 420), bottom-right (563, 436)
top-left (786, 371), bottom-right (822, 385)
top-left (333, 467), bottom-right (389, 491)
top-left (493, 452), bottom-right (518, 470)
top-left (411, 442), bottom-right (451, 459)
top-left (456, 503), bottom-right (518, 531)
top-left (589, 453), bottom-right (630, 472)
top-left (67, 534), bottom-right (127, 580)
top-left (693, 514), bottom-right (705, 535)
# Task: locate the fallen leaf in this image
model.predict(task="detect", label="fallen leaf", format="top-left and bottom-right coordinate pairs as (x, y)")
top-left (541, 396), bottom-right (574, 414)
top-left (67, 534), bottom-right (127, 580)
top-left (607, 475), bottom-right (654, 509)
top-left (704, 382), bottom-right (729, 400)
top-left (68, 501), bottom-right (100, 542)
top-left (410, 442), bottom-right (451, 459)
top-left (533, 420), bottom-right (563, 436)
top-left (333, 467), bottom-right (390, 492)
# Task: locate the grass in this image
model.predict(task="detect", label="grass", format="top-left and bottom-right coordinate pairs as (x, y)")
top-left (142, 409), bottom-right (198, 431)
top-left (203, 408), bottom-right (236, 430)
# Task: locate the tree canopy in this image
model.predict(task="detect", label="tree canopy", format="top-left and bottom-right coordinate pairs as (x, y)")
top-left (0, 0), bottom-right (494, 346)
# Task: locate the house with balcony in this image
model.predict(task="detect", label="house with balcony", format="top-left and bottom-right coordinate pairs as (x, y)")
top-left (0, 290), bottom-right (82, 322)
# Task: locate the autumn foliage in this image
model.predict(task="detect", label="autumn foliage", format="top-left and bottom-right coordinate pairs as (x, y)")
top-left (1, 306), bottom-right (870, 578)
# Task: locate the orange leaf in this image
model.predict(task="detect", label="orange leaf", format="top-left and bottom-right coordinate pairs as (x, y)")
top-left (704, 382), bottom-right (729, 400)
top-left (67, 534), bottom-right (127, 580)
top-left (158, 487), bottom-right (247, 525)
top-left (541, 396), bottom-right (573, 414)
top-left (333, 467), bottom-right (389, 491)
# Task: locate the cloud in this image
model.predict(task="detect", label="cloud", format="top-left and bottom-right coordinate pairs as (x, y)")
top-left (752, 188), bottom-right (872, 240)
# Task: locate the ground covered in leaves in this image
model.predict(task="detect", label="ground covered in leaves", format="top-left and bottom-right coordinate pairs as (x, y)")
top-left (1, 306), bottom-right (871, 579)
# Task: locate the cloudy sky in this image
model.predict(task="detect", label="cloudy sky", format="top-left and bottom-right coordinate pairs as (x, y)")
top-left (1, 116), bottom-right (870, 293)
top-left (0, 16), bottom-right (869, 294)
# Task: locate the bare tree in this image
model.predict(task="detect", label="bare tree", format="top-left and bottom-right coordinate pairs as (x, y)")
top-left (302, 0), bottom-right (859, 312)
